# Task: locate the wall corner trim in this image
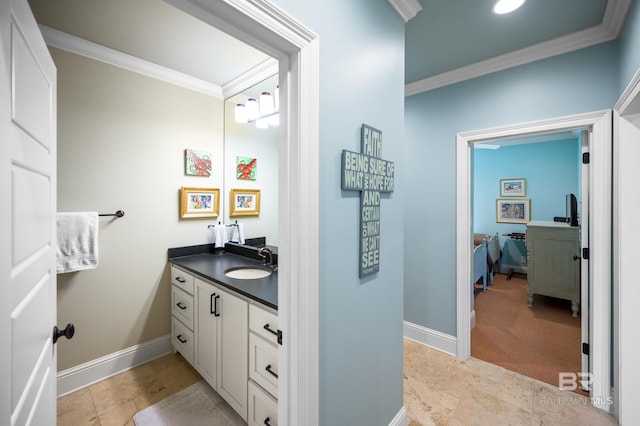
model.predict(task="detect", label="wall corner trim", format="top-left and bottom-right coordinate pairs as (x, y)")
top-left (387, 0), bottom-right (423, 23)
top-left (403, 321), bottom-right (457, 357)
top-left (56, 335), bottom-right (172, 397)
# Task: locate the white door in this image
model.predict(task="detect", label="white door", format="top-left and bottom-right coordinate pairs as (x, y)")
top-left (0, 0), bottom-right (58, 424)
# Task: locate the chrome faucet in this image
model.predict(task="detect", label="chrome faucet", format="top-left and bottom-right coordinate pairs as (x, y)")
top-left (258, 247), bottom-right (277, 271)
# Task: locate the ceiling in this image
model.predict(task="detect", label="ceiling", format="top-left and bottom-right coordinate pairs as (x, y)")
top-left (28, 0), bottom-right (630, 97)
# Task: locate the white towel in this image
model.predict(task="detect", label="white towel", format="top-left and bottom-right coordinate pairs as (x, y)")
top-left (56, 212), bottom-right (99, 273)
top-left (230, 223), bottom-right (245, 244)
top-left (237, 224), bottom-right (245, 244)
top-left (213, 224), bottom-right (228, 248)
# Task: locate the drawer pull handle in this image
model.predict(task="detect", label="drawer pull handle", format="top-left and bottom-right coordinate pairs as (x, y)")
top-left (176, 334), bottom-right (187, 344)
top-left (211, 294), bottom-right (220, 316)
top-left (264, 417), bottom-right (271, 426)
top-left (263, 323), bottom-right (278, 336)
top-left (175, 276), bottom-right (186, 283)
top-left (265, 364), bottom-right (278, 379)
top-left (176, 302), bottom-right (187, 310)
top-left (264, 324), bottom-right (283, 345)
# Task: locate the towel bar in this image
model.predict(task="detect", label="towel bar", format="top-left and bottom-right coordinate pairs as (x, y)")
top-left (99, 210), bottom-right (125, 217)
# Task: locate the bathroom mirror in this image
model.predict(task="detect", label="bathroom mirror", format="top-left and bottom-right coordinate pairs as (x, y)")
top-left (223, 74), bottom-right (279, 246)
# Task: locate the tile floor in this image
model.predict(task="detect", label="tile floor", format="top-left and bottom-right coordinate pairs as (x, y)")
top-left (404, 339), bottom-right (618, 425)
top-left (58, 340), bottom-right (619, 425)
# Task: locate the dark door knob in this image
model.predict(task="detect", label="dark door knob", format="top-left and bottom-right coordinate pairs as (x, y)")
top-left (53, 323), bottom-right (75, 344)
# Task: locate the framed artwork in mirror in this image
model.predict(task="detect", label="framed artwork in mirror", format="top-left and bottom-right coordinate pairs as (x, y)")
top-left (229, 188), bottom-right (261, 216)
top-left (180, 187), bottom-right (219, 218)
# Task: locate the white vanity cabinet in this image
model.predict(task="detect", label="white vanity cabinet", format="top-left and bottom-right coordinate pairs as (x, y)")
top-left (247, 304), bottom-right (279, 426)
top-left (170, 265), bottom-right (250, 421)
top-left (195, 277), bottom-right (248, 420)
top-left (525, 221), bottom-right (580, 317)
top-left (171, 267), bottom-right (194, 364)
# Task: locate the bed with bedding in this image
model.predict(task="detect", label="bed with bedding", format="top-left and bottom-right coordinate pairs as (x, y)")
top-left (473, 233), bottom-right (500, 292)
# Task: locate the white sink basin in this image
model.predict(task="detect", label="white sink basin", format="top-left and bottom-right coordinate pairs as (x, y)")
top-left (225, 266), bottom-right (272, 280)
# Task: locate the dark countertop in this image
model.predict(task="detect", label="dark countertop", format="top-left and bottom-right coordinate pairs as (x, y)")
top-left (168, 247), bottom-right (277, 310)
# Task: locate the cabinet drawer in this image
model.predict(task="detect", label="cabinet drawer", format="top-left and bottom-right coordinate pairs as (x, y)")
top-left (249, 333), bottom-right (278, 396)
top-left (172, 318), bottom-right (193, 364)
top-left (248, 380), bottom-right (278, 426)
top-left (249, 304), bottom-right (279, 345)
top-left (171, 286), bottom-right (194, 329)
top-left (171, 266), bottom-right (194, 294)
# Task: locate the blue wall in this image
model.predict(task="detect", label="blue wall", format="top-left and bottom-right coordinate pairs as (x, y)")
top-left (271, 1), bottom-right (405, 424)
top-left (619, 0), bottom-right (640, 93)
top-left (404, 42), bottom-right (618, 336)
top-left (473, 138), bottom-right (580, 243)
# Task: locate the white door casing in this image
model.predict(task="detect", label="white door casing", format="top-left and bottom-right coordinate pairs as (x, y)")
top-left (456, 110), bottom-right (612, 411)
top-left (580, 130), bottom-right (590, 380)
top-left (0, 0), bottom-right (58, 424)
top-left (162, 1), bottom-right (320, 425)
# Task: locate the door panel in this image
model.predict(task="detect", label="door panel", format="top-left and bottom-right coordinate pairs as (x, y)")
top-left (1, 0), bottom-right (57, 424)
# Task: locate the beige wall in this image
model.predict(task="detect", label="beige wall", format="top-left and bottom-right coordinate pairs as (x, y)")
top-left (54, 47), bottom-right (224, 371)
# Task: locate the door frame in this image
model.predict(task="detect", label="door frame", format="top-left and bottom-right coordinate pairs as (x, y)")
top-left (164, 1), bottom-right (320, 424)
top-left (455, 110), bottom-right (612, 411)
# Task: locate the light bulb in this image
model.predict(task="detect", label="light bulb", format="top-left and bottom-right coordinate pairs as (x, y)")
top-left (246, 97), bottom-right (260, 121)
top-left (268, 113), bottom-right (279, 126)
top-left (493, 0), bottom-right (525, 14)
top-left (259, 91), bottom-right (274, 115)
top-left (256, 117), bottom-right (269, 129)
top-left (234, 103), bottom-right (248, 123)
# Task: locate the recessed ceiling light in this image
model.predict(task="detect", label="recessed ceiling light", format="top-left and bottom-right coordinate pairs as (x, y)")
top-left (493, 0), bottom-right (525, 15)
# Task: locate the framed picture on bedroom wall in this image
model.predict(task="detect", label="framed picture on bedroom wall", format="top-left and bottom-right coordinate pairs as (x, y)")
top-left (499, 178), bottom-right (526, 197)
top-left (496, 198), bottom-right (530, 224)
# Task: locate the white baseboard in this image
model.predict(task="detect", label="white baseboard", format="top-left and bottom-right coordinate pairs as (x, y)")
top-left (57, 335), bottom-right (172, 397)
top-left (389, 406), bottom-right (407, 426)
top-left (404, 321), bottom-right (456, 356)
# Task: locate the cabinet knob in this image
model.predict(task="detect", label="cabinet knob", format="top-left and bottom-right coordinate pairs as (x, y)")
top-left (573, 255), bottom-right (580, 261)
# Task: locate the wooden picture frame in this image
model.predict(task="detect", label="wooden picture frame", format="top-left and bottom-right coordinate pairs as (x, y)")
top-left (499, 178), bottom-right (526, 197)
top-left (496, 198), bottom-right (530, 224)
top-left (180, 187), bottom-right (220, 218)
top-left (229, 188), bottom-right (260, 216)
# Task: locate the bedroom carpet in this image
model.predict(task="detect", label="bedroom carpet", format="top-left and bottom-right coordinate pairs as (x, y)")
top-left (471, 273), bottom-right (584, 394)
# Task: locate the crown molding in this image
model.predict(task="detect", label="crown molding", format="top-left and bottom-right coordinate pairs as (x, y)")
top-left (387, 0), bottom-right (423, 23)
top-left (221, 57), bottom-right (278, 99)
top-left (603, 0), bottom-right (632, 36)
top-left (39, 25), bottom-right (224, 98)
top-left (405, 0), bottom-right (631, 96)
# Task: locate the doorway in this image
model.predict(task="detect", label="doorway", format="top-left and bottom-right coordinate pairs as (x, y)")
top-left (470, 131), bottom-right (588, 390)
top-left (455, 110), bottom-right (612, 411)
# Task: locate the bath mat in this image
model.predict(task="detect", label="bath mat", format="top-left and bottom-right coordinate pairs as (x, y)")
top-left (132, 380), bottom-right (238, 425)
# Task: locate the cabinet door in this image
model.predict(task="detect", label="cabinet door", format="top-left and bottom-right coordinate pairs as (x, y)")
top-left (195, 279), bottom-right (219, 388)
top-left (217, 286), bottom-right (249, 421)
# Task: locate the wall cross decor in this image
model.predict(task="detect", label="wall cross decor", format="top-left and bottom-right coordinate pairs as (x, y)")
top-left (341, 124), bottom-right (395, 277)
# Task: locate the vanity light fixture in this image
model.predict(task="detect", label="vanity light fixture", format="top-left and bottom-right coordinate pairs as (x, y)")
top-left (493, 0), bottom-right (525, 14)
top-left (234, 85), bottom-right (280, 128)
